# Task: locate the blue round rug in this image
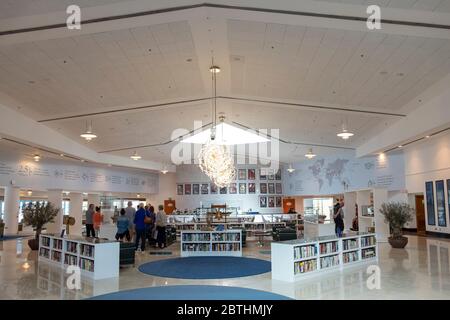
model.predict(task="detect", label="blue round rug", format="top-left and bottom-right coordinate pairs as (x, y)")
top-left (89, 285), bottom-right (291, 300)
top-left (138, 256), bottom-right (271, 279)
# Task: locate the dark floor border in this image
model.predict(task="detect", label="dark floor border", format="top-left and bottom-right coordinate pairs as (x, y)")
top-left (1, 2), bottom-right (450, 36)
top-left (426, 231), bottom-right (450, 239)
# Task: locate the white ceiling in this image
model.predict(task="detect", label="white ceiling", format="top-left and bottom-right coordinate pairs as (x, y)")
top-left (0, 1), bottom-right (450, 166)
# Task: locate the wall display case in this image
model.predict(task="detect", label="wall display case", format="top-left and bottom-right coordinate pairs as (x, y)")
top-left (435, 180), bottom-right (447, 227)
top-left (426, 181), bottom-right (436, 226)
top-left (181, 230), bottom-right (242, 257)
top-left (38, 235), bottom-right (119, 280)
top-left (271, 232), bottom-right (377, 282)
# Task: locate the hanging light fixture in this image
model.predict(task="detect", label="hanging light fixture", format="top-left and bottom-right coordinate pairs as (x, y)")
top-left (305, 148), bottom-right (316, 159)
top-left (80, 120), bottom-right (97, 141)
top-left (287, 164), bottom-right (295, 173)
top-left (337, 121), bottom-right (354, 140)
top-left (33, 154), bottom-right (41, 162)
top-left (27, 190), bottom-right (33, 196)
top-left (196, 61), bottom-right (236, 188)
top-left (161, 164), bottom-right (168, 174)
top-left (130, 151), bottom-right (141, 160)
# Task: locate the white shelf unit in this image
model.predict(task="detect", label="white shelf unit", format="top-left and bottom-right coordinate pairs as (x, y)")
top-left (38, 235), bottom-right (120, 280)
top-left (271, 233), bottom-right (377, 282)
top-left (180, 230), bottom-right (242, 257)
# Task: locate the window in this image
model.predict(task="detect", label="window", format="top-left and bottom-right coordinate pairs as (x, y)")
top-left (62, 200), bottom-right (70, 216)
top-left (303, 198), bottom-right (334, 222)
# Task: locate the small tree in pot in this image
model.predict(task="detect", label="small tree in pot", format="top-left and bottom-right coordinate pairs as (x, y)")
top-left (379, 202), bottom-right (413, 248)
top-left (23, 201), bottom-right (59, 250)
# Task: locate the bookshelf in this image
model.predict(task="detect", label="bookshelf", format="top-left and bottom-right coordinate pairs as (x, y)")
top-left (271, 232), bottom-right (377, 282)
top-left (180, 230), bottom-right (242, 257)
top-left (38, 235), bottom-right (119, 280)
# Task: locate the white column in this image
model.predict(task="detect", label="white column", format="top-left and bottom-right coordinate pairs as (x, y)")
top-left (4, 186), bottom-right (20, 235)
top-left (69, 192), bottom-right (83, 236)
top-left (46, 189), bottom-right (63, 234)
top-left (374, 188), bottom-right (389, 243)
top-left (87, 194), bottom-right (100, 207)
top-left (343, 192), bottom-right (357, 231)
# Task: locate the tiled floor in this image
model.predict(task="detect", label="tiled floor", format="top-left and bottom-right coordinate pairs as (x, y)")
top-left (0, 235), bottom-right (449, 300)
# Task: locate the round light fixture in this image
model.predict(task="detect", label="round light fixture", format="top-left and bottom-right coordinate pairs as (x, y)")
top-left (33, 154), bottom-right (41, 162)
top-left (209, 65), bottom-right (221, 73)
top-left (337, 128), bottom-right (354, 140)
top-left (305, 148), bottom-right (316, 159)
top-left (27, 190), bottom-right (32, 196)
top-left (130, 151), bottom-right (141, 160)
top-left (287, 164), bottom-right (295, 173)
top-left (80, 121), bottom-right (97, 141)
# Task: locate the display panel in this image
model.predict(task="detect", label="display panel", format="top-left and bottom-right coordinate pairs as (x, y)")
top-left (436, 180), bottom-right (447, 227)
top-left (425, 181), bottom-right (436, 226)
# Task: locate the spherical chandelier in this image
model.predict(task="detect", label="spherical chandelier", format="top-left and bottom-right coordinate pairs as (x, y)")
top-left (198, 141), bottom-right (235, 188)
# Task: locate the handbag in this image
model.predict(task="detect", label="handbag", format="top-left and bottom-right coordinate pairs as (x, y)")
top-left (144, 215), bottom-right (152, 224)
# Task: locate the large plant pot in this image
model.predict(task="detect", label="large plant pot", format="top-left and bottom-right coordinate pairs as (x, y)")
top-left (28, 239), bottom-right (39, 251)
top-left (388, 236), bottom-right (408, 249)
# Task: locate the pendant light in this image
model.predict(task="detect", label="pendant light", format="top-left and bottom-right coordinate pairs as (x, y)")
top-left (80, 120), bottom-right (97, 141)
top-left (287, 164), bottom-right (295, 173)
top-left (161, 164), bottom-right (168, 174)
top-left (33, 154), bottom-right (41, 162)
top-left (305, 148), bottom-right (316, 159)
top-left (337, 120), bottom-right (354, 140)
top-left (130, 151), bottom-right (141, 160)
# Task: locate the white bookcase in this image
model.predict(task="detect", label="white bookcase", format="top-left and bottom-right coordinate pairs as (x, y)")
top-left (180, 230), bottom-right (242, 257)
top-left (271, 232), bottom-right (377, 282)
top-left (38, 234), bottom-right (120, 280)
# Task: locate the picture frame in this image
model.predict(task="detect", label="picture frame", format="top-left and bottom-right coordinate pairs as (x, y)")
top-left (260, 183), bottom-right (267, 194)
top-left (239, 183), bottom-right (246, 194)
top-left (238, 169), bottom-right (247, 180)
top-left (201, 183), bottom-right (209, 195)
top-left (447, 180), bottom-right (450, 224)
top-left (184, 184), bottom-right (191, 195)
top-left (268, 183), bottom-right (275, 194)
top-left (229, 183), bottom-right (237, 194)
top-left (268, 169), bottom-right (275, 180)
top-left (248, 183), bottom-right (256, 194)
top-left (210, 183), bottom-right (218, 194)
top-left (275, 183), bottom-right (282, 194)
top-left (436, 180), bottom-right (447, 227)
top-left (177, 184), bottom-right (184, 195)
top-left (259, 169), bottom-right (267, 180)
top-left (425, 181), bottom-right (435, 226)
top-left (275, 169), bottom-right (282, 180)
top-left (275, 196), bottom-right (282, 207)
top-left (248, 169), bottom-right (256, 180)
top-left (268, 196), bottom-right (275, 208)
top-left (192, 183), bottom-right (199, 195)
top-left (220, 186), bottom-right (227, 194)
top-left (259, 196), bottom-right (267, 208)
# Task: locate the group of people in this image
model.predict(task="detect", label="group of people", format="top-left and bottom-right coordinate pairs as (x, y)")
top-left (333, 201), bottom-right (359, 236)
top-left (84, 201), bottom-right (167, 252)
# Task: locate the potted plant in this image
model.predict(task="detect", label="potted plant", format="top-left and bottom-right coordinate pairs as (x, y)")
top-left (379, 202), bottom-right (413, 248)
top-left (22, 201), bottom-right (59, 250)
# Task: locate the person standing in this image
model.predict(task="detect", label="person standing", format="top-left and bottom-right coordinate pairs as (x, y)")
top-left (333, 201), bottom-right (345, 237)
top-left (115, 208), bottom-right (130, 241)
top-left (85, 204), bottom-right (96, 237)
top-left (146, 206), bottom-right (156, 245)
top-left (155, 205), bottom-right (167, 249)
top-left (134, 203), bottom-right (147, 251)
top-left (125, 201), bottom-right (136, 240)
top-left (93, 206), bottom-right (103, 238)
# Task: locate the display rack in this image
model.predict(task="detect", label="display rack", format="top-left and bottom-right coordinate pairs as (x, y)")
top-left (38, 234), bottom-right (119, 280)
top-left (180, 230), bottom-right (242, 257)
top-left (271, 232), bottom-right (377, 282)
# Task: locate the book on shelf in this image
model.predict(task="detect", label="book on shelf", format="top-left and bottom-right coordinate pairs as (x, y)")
top-left (361, 236), bottom-right (376, 247)
top-left (362, 248), bottom-right (376, 259)
top-left (39, 247), bottom-right (50, 259)
top-left (294, 259), bottom-right (317, 274)
top-left (294, 245), bottom-right (317, 260)
top-left (319, 241), bottom-right (338, 254)
top-left (182, 233), bottom-right (210, 242)
top-left (66, 241), bottom-right (78, 253)
top-left (182, 243), bottom-right (210, 251)
top-left (41, 237), bottom-right (50, 247)
top-left (79, 258), bottom-right (95, 272)
top-left (343, 251), bottom-right (359, 263)
top-left (343, 238), bottom-right (359, 251)
top-left (51, 251), bottom-right (62, 262)
top-left (53, 239), bottom-right (63, 250)
top-left (64, 254), bottom-right (78, 266)
top-left (212, 233), bottom-right (240, 242)
top-left (80, 244), bottom-right (95, 257)
top-left (320, 255), bottom-right (340, 269)
top-left (212, 243), bottom-right (240, 251)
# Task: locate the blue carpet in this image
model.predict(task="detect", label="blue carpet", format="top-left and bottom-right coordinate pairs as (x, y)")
top-left (139, 256), bottom-right (271, 279)
top-left (0, 235), bottom-right (24, 241)
top-left (89, 285), bottom-right (291, 300)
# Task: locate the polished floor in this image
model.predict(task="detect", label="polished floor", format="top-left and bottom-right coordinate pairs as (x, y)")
top-left (0, 234), bottom-right (449, 300)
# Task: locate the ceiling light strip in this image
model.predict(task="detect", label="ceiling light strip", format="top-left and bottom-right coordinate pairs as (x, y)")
top-left (2, 2), bottom-right (450, 37)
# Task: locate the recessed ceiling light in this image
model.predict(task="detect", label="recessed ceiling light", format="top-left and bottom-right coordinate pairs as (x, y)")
top-left (425, 135), bottom-right (430, 139)
top-left (398, 145), bottom-right (403, 148)
top-left (130, 151), bottom-right (141, 160)
top-left (60, 154), bottom-right (64, 157)
top-left (33, 154), bottom-right (41, 162)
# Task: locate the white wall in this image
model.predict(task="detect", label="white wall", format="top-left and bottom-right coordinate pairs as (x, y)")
top-left (147, 172), bottom-right (176, 209)
top-left (404, 132), bottom-right (450, 234)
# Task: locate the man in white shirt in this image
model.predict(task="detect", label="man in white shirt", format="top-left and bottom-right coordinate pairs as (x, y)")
top-left (124, 201), bottom-right (136, 240)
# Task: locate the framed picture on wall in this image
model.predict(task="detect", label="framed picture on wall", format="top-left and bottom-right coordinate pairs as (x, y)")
top-left (248, 183), bottom-right (256, 194)
top-left (447, 180), bottom-right (450, 223)
top-left (268, 196), bottom-right (275, 208)
top-left (268, 170), bottom-right (275, 180)
top-left (275, 169), bottom-right (282, 180)
top-left (210, 183), bottom-right (218, 194)
top-left (260, 183), bottom-right (267, 194)
top-left (248, 169), bottom-right (256, 180)
top-left (184, 184), bottom-right (191, 195)
top-left (192, 184), bottom-right (199, 195)
top-left (239, 183), bottom-right (246, 194)
top-left (259, 196), bottom-right (267, 208)
top-left (259, 169), bottom-right (267, 180)
top-left (436, 180), bottom-right (447, 227)
top-left (201, 184), bottom-right (209, 195)
top-left (268, 183), bottom-right (275, 194)
top-left (229, 183), bottom-right (237, 194)
top-left (425, 181), bottom-right (435, 225)
top-left (275, 196), bottom-right (282, 207)
top-left (220, 186), bottom-right (227, 194)
top-left (177, 184), bottom-right (184, 195)
top-left (275, 183), bottom-right (282, 194)
top-left (238, 169), bottom-right (247, 180)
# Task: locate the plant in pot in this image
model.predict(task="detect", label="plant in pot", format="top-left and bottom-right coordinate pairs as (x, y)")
top-left (22, 201), bottom-right (59, 250)
top-left (379, 202), bottom-right (413, 249)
